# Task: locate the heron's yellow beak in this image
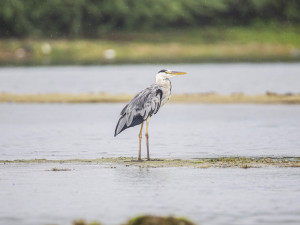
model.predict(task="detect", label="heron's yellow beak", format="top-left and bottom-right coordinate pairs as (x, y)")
top-left (169, 71), bottom-right (187, 76)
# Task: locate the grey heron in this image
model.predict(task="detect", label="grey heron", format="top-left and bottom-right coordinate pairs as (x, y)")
top-left (114, 69), bottom-right (187, 161)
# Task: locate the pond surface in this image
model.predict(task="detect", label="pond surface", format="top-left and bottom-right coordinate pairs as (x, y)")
top-left (0, 163), bottom-right (299, 225)
top-left (0, 63), bottom-right (299, 94)
top-left (0, 103), bottom-right (299, 160)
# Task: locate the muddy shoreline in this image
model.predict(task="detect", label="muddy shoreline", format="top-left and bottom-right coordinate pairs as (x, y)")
top-left (1, 157), bottom-right (299, 168)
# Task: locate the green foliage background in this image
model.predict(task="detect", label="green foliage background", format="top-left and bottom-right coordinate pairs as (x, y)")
top-left (0, 0), bottom-right (299, 38)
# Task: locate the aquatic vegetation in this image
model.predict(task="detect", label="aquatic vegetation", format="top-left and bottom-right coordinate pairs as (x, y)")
top-left (125, 215), bottom-right (195, 225)
top-left (71, 216), bottom-right (195, 225)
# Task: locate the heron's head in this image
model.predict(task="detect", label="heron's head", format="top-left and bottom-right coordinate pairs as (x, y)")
top-left (156, 69), bottom-right (187, 80)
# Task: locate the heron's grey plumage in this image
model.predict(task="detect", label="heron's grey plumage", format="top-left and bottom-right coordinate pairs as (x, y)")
top-left (114, 84), bottom-right (164, 136)
top-left (114, 69), bottom-right (187, 161)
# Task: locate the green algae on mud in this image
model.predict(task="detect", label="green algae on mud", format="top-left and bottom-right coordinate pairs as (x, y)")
top-left (72, 215), bottom-right (195, 225)
top-left (1, 157), bottom-right (299, 168)
top-left (124, 215), bottom-right (195, 225)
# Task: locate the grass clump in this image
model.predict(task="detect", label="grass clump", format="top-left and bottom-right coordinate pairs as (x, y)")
top-left (125, 215), bottom-right (195, 225)
top-left (71, 215), bottom-right (194, 225)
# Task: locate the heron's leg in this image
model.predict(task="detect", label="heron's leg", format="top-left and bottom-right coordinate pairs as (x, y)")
top-left (145, 117), bottom-right (150, 161)
top-left (138, 121), bottom-right (144, 161)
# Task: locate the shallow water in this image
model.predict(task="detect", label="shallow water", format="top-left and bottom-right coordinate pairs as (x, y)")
top-left (1, 102), bottom-right (300, 225)
top-left (0, 63), bottom-right (299, 94)
top-left (1, 63), bottom-right (300, 225)
top-left (0, 103), bottom-right (300, 160)
top-left (0, 163), bottom-right (299, 225)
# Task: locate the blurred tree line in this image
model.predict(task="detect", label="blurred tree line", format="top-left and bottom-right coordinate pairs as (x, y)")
top-left (0, 0), bottom-right (299, 38)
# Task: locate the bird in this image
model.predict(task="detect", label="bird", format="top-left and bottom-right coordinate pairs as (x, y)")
top-left (114, 69), bottom-right (187, 161)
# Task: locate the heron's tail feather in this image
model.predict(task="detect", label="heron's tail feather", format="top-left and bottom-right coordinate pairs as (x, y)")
top-left (114, 114), bottom-right (144, 137)
top-left (114, 115), bottom-right (126, 137)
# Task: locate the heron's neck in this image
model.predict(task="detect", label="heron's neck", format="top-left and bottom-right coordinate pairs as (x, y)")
top-left (156, 77), bottom-right (171, 88)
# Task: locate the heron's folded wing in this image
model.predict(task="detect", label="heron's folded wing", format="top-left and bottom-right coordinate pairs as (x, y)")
top-left (115, 85), bottom-right (162, 136)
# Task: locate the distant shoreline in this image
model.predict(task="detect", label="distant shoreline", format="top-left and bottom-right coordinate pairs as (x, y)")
top-left (1, 26), bottom-right (299, 65)
top-left (1, 41), bottom-right (298, 66)
top-left (1, 92), bottom-right (300, 104)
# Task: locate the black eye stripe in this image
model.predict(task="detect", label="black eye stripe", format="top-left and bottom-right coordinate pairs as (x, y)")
top-left (158, 69), bottom-right (167, 73)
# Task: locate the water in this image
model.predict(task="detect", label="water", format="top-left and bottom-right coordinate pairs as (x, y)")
top-left (1, 64), bottom-right (300, 225)
top-left (0, 63), bottom-right (299, 95)
top-left (0, 103), bottom-right (299, 160)
top-left (0, 163), bottom-right (299, 225)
